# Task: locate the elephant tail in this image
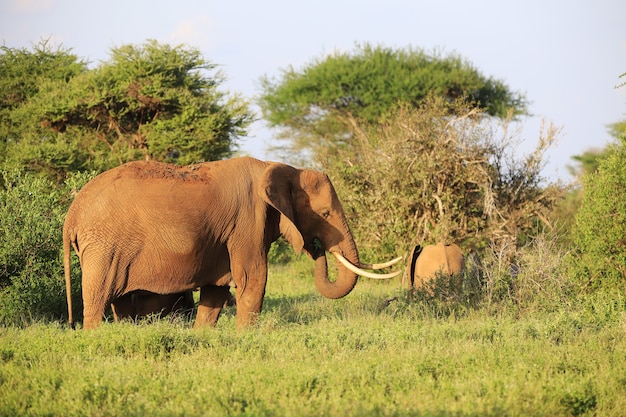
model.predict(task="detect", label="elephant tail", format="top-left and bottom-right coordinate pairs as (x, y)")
top-left (408, 245), bottom-right (423, 288)
top-left (63, 227), bottom-right (75, 330)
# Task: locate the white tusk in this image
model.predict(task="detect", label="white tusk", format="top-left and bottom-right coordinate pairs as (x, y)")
top-left (359, 256), bottom-right (404, 270)
top-left (332, 252), bottom-right (402, 280)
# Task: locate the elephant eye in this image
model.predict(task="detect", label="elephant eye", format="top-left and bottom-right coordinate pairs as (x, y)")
top-left (321, 210), bottom-right (331, 219)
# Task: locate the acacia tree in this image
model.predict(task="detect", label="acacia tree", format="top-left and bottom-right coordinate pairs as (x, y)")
top-left (0, 40), bottom-right (86, 171)
top-left (2, 40), bottom-right (253, 179)
top-left (258, 43), bottom-right (528, 166)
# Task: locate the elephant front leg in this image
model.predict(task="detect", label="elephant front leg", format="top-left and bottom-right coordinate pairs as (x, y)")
top-left (233, 272), bottom-right (267, 330)
top-left (194, 285), bottom-right (232, 328)
top-left (228, 245), bottom-right (269, 329)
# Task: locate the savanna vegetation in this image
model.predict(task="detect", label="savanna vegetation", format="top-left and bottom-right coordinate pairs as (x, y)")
top-left (1, 41), bottom-right (625, 416)
top-left (1, 261), bottom-right (625, 416)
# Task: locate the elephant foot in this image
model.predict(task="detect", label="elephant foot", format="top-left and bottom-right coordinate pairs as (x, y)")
top-left (82, 304), bottom-right (106, 329)
top-left (82, 315), bottom-right (103, 329)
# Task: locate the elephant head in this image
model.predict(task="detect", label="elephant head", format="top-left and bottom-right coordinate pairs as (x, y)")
top-left (405, 242), bottom-right (465, 289)
top-left (259, 163), bottom-right (400, 299)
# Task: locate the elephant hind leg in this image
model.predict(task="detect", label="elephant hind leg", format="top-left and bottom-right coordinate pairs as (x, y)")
top-left (80, 252), bottom-right (121, 329)
top-left (81, 281), bottom-right (110, 329)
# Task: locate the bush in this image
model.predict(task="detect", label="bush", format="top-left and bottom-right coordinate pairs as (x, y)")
top-left (323, 97), bottom-right (563, 261)
top-left (0, 170), bottom-right (92, 325)
top-left (267, 237), bottom-right (297, 265)
top-left (573, 135), bottom-right (626, 289)
top-left (454, 231), bottom-right (573, 313)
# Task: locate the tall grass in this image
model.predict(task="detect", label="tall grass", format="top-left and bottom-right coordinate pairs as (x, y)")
top-left (1, 258), bottom-right (625, 416)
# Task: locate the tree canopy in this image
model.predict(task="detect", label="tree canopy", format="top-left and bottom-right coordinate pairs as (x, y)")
top-left (1, 40), bottom-right (254, 179)
top-left (258, 43), bottom-right (529, 165)
top-left (0, 40), bottom-right (87, 167)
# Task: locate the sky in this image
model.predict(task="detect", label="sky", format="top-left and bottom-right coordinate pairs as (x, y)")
top-left (2, 0), bottom-right (625, 182)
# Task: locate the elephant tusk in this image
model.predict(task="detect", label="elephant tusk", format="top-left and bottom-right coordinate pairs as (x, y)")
top-left (359, 256), bottom-right (404, 270)
top-left (332, 252), bottom-right (402, 280)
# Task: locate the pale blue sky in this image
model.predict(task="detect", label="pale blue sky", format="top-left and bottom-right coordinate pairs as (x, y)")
top-left (2, 0), bottom-right (625, 181)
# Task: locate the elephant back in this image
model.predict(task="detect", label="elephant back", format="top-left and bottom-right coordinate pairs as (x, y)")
top-left (411, 242), bottom-right (464, 289)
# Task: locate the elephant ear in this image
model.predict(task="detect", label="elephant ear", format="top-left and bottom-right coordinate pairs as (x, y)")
top-left (258, 163), bottom-right (305, 255)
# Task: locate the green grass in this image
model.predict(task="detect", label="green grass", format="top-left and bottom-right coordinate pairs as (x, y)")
top-left (1, 260), bottom-right (625, 416)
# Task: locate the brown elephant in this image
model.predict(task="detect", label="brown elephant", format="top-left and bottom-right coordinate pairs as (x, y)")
top-left (405, 242), bottom-right (464, 289)
top-left (64, 157), bottom-right (401, 329)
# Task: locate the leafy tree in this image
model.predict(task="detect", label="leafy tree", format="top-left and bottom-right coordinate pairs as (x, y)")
top-left (258, 43), bottom-right (528, 165)
top-left (607, 120), bottom-right (626, 141)
top-left (2, 40), bottom-right (254, 179)
top-left (0, 40), bottom-right (86, 171)
top-left (323, 96), bottom-right (562, 260)
top-left (568, 149), bottom-right (607, 179)
top-left (552, 125), bottom-right (621, 244)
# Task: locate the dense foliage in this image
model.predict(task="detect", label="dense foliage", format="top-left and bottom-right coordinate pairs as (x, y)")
top-left (0, 40), bottom-right (87, 173)
top-left (0, 171), bottom-right (91, 325)
top-left (574, 134), bottom-right (626, 288)
top-left (322, 97), bottom-right (563, 259)
top-left (258, 43), bottom-right (528, 165)
top-left (1, 40), bottom-right (253, 179)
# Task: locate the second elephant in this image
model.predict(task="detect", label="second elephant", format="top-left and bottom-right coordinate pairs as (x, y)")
top-left (405, 242), bottom-right (465, 289)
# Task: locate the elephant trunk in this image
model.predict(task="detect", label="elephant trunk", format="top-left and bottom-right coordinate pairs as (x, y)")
top-left (313, 241), bottom-right (360, 299)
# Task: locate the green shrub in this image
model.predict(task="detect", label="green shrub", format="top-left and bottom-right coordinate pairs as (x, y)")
top-left (465, 232), bottom-right (573, 313)
top-left (0, 170), bottom-right (92, 325)
top-left (512, 233), bottom-right (574, 310)
top-left (573, 136), bottom-right (626, 289)
top-left (267, 236), bottom-right (297, 265)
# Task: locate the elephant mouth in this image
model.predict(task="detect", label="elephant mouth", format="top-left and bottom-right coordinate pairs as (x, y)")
top-left (308, 237), bottom-right (402, 279)
top-left (306, 237), bottom-right (326, 259)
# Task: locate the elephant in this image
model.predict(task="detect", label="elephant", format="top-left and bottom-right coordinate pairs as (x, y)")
top-left (63, 156), bottom-right (401, 329)
top-left (405, 242), bottom-right (464, 289)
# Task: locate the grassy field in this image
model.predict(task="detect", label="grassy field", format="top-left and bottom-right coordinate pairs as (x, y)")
top-left (1, 260), bottom-right (625, 416)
